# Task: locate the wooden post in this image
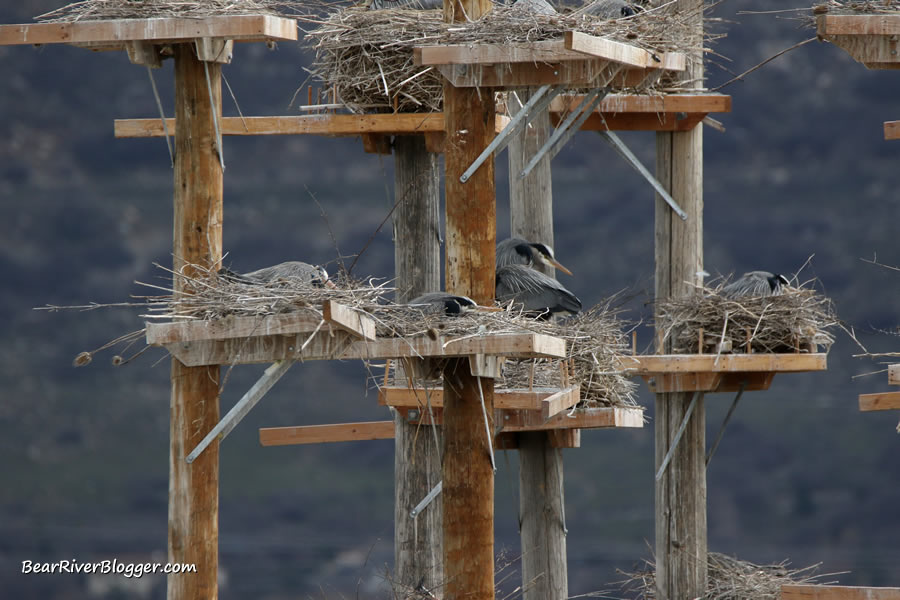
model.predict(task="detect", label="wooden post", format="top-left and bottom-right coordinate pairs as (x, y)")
top-left (508, 87), bottom-right (568, 600)
top-left (392, 134), bottom-right (444, 594)
top-left (654, 1), bottom-right (706, 598)
top-left (442, 0), bottom-right (496, 596)
top-left (168, 44), bottom-right (223, 600)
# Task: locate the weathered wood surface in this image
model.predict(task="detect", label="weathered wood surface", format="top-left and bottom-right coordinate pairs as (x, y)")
top-left (441, 0), bottom-right (497, 595)
top-left (437, 59), bottom-right (621, 88)
top-left (859, 391), bottom-right (900, 411)
top-left (782, 584), bottom-right (900, 600)
top-left (887, 363), bottom-right (900, 385)
top-left (392, 133), bottom-right (444, 597)
top-left (644, 371), bottom-right (775, 394)
top-left (259, 421), bottom-right (395, 446)
top-left (654, 1), bottom-right (707, 596)
top-left (885, 120), bottom-right (900, 140)
top-left (817, 14), bottom-right (900, 68)
top-left (403, 405), bottom-right (644, 430)
top-left (565, 31), bottom-right (685, 70)
top-left (168, 45), bottom-right (223, 600)
top-left (626, 353), bottom-right (827, 374)
top-left (152, 331), bottom-right (567, 367)
top-left (379, 386), bottom-right (564, 410)
top-left (0, 14), bottom-right (297, 47)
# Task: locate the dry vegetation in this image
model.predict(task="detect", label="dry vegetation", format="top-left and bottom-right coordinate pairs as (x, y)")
top-left (815, 0), bottom-right (900, 14)
top-left (654, 280), bottom-right (837, 355)
top-left (34, 0), bottom-right (301, 21)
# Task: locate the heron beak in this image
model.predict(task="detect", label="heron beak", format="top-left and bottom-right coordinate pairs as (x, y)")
top-left (547, 257), bottom-right (573, 276)
top-left (324, 279), bottom-right (337, 289)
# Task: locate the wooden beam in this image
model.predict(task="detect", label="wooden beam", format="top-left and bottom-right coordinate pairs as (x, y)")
top-left (626, 353), bottom-right (827, 374)
top-left (781, 584), bottom-right (900, 599)
top-left (541, 385), bottom-right (581, 419)
top-left (436, 59), bottom-right (616, 88)
top-left (259, 421), bottom-right (395, 446)
top-left (817, 15), bottom-right (900, 67)
top-left (818, 14), bottom-right (900, 36)
top-left (322, 300), bottom-right (376, 340)
top-left (361, 133), bottom-right (392, 154)
top-left (859, 391), bottom-right (900, 411)
top-left (147, 313), bottom-right (327, 345)
top-left (379, 386), bottom-right (559, 410)
top-left (415, 39), bottom-right (587, 65)
top-left (888, 364), bottom-right (900, 385)
top-left (885, 120), bottom-right (900, 140)
top-left (0, 15), bottom-right (297, 47)
top-left (168, 43), bottom-right (223, 600)
top-left (547, 428), bottom-right (581, 448)
top-left (550, 93), bottom-right (732, 115)
top-left (565, 31), bottom-right (686, 71)
top-left (404, 406), bottom-right (645, 430)
top-left (643, 371), bottom-right (777, 393)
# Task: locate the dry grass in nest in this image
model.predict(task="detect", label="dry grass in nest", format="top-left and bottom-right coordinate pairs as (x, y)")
top-left (814, 0), bottom-right (900, 15)
top-left (35, 0), bottom-right (301, 22)
top-left (618, 552), bottom-right (841, 599)
top-left (304, 3), bottom-right (713, 113)
top-left (655, 280), bottom-right (837, 355)
top-left (381, 300), bottom-right (639, 408)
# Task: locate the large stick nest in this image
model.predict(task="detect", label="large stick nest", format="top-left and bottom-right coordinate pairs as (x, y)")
top-left (618, 552), bottom-right (840, 599)
top-left (654, 280), bottom-right (838, 355)
top-left (35, 0), bottom-right (301, 22)
top-left (304, 3), bottom-right (711, 113)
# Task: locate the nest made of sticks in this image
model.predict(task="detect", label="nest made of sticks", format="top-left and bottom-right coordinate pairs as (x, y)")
top-left (618, 552), bottom-right (840, 599)
top-left (304, 3), bottom-right (711, 113)
top-left (814, 0), bottom-right (900, 15)
top-left (35, 0), bottom-right (302, 22)
top-left (655, 280), bottom-right (838, 355)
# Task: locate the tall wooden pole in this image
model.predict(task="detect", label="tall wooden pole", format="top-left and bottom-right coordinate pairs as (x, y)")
top-left (508, 87), bottom-right (568, 600)
top-left (654, 1), bottom-right (705, 598)
top-left (442, 0), bottom-right (496, 596)
top-left (392, 135), bottom-right (444, 594)
top-left (168, 44), bottom-right (223, 600)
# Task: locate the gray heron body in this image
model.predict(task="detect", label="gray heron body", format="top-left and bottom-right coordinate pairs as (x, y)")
top-left (408, 292), bottom-right (477, 316)
top-left (367, 0), bottom-right (556, 12)
top-left (720, 271), bottom-right (789, 299)
top-left (496, 264), bottom-right (582, 318)
top-left (580, 0), bottom-right (636, 18)
top-left (219, 261), bottom-right (331, 287)
top-left (496, 237), bottom-right (573, 276)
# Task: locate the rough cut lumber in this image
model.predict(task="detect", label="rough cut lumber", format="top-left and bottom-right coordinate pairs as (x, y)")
top-left (888, 363), bottom-right (900, 385)
top-left (151, 330), bottom-right (567, 367)
top-left (379, 386), bottom-right (559, 410)
top-left (0, 15), bottom-right (297, 47)
top-left (437, 59), bottom-right (617, 88)
top-left (322, 300), bottom-right (376, 340)
top-left (817, 15), bottom-right (900, 68)
top-left (415, 39), bottom-right (589, 65)
top-left (885, 120), bottom-right (900, 140)
top-left (168, 44), bottom-right (222, 600)
top-left (404, 406), bottom-right (644, 430)
top-left (781, 584), bottom-right (900, 600)
top-left (626, 353), bottom-right (827, 374)
top-left (644, 371), bottom-right (775, 394)
top-left (858, 391), bottom-right (900, 411)
top-left (259, 421), bottom-right (395, 446)
top-left (565, 31), bottom-right (686, 70)
top-left (818, 14), bottom-right (900, 36)
top-left (551, 93), bottom-right (731, 115)
top-left (541, 385), bottom-right (581, 419)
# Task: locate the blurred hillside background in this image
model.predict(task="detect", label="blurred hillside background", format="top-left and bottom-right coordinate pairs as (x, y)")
top-left (2, 1), bottom-right (899, 598)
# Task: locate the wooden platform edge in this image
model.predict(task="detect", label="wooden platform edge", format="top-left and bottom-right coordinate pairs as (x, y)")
top-left (858, 391), bottom-right (900, 411)
top-left (259, 421), bottom-right (395, 446)
top-left (885, 120), bottom-right (900, 141)
top-left (623, 353), bottom-right (827, 374)
top-left (323, 300), bottom-right (376, 341)
top-left (781, 584), bottom-right (900, 599)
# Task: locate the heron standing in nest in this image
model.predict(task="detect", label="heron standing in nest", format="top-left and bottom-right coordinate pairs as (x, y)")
top-left (496, 237), bottom-right (574, 275)
top-left (496, 264), bottom-right (582, 318)
top-left (218, 261), bottom-right (335, 288)
top-left (720, 271), bottom-right (789, 299)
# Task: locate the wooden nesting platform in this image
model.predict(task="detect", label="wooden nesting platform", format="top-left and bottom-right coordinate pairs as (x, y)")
top-left (145, 302), bottom-right (567, 367)
top-left (623, 353), bottom-right (828, 393)
top-left (816, 12), bottom-right (900, 70)
top-left (858, 363), bottom-right (900, 412)
top-left (414, 31), bottom-right (685, 89)
top-left (781, 584), bottom-right (900, 600)
top-left (0, 14), bottom-right (297, 52)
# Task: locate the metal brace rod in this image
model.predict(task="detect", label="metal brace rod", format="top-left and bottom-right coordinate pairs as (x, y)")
top-left (655, 390), bottom-right (700, 481)
top-left (186, 360), bottom-right (295, 463)
top-left (705, 382), bottom-right (746, 467)
top-left (459, 84), bottom-right (563, 183)
top-left (545, 88), bottom-right (610, 164)
top-left (519, 88), bottom-right (608, 179)
top-left (598, 130), bottom-right (689, 221)
top-left (410, 480), bottom-right (443, 518)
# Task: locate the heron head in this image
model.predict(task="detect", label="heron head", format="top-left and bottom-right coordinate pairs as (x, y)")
top-left (621, 4), bottom-right (635, 16)
top-left (767, 273), bottom-right (789, 292)
top-left (315, 266), bottom-right (336, 289)
top-left (444, 295), bottom-right (476, 315)
top-left (530, 242), bottom-right (574, 276)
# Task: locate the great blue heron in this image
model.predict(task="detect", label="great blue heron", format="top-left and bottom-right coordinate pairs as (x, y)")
top-left (218, 261), bottom-right (332, 287)
top-left (408, 292), bottom-right (477, 315)
top-left (496, 237), bottom-right (574, 276)
top-left (367, 0), bottom-right (556, 13)
top-left (496, 264), bottom-right (582, 318)
top-left (720, 271), bottom-right (789, 299)
top-left (580, 0), bottom-right (637, 18)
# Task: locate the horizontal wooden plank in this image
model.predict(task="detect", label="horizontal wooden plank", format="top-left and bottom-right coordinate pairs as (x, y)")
top-left (818, 14), bottom-right (900, 36)
top-left (643, 371), bottom-right (776, 393)
top-left (146, 313), bottom-right (323, 345)
top-left (558, 111), bottom-right (705, 132)
top-left (781, 584), bottom-right (900, 599)
top-left (379, 386), bottom-right (559, 410)
top-left (542, 385), bottom-right (581, 420)
top-left (549, 93), bottom-right (731, 115)
top-left (415, 39), bottom-right (588, 65)
top-left (565, 31), bottom-right (685, 71)
top-left (115, 113), bottom-right (446, 138)
top-left (884, 120), bottom-right (900, 141)
top-left (259, 421), bottom-right (394, 446)
top-left (0, 15), bottom-right (297, 47)
top-left (436, 60), bottom-right (616, 88)
top-left (157, 331), bottom-right (567, 366)
top-left (624, 353), bottom-right (827, 374)
top-left (858, 391), bottom-right (900, 411)
top-left (405, 406), bottom-right (643, 430)
top-left (889, 363), bottom-right (900, 385)
top-left (323, 300), bottom-right (375, 341)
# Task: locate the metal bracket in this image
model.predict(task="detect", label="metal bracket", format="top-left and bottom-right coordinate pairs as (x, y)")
top-left (655, 390), bottom-right (700, 481)
top-left (410, 481), bottom-right (443, 518)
